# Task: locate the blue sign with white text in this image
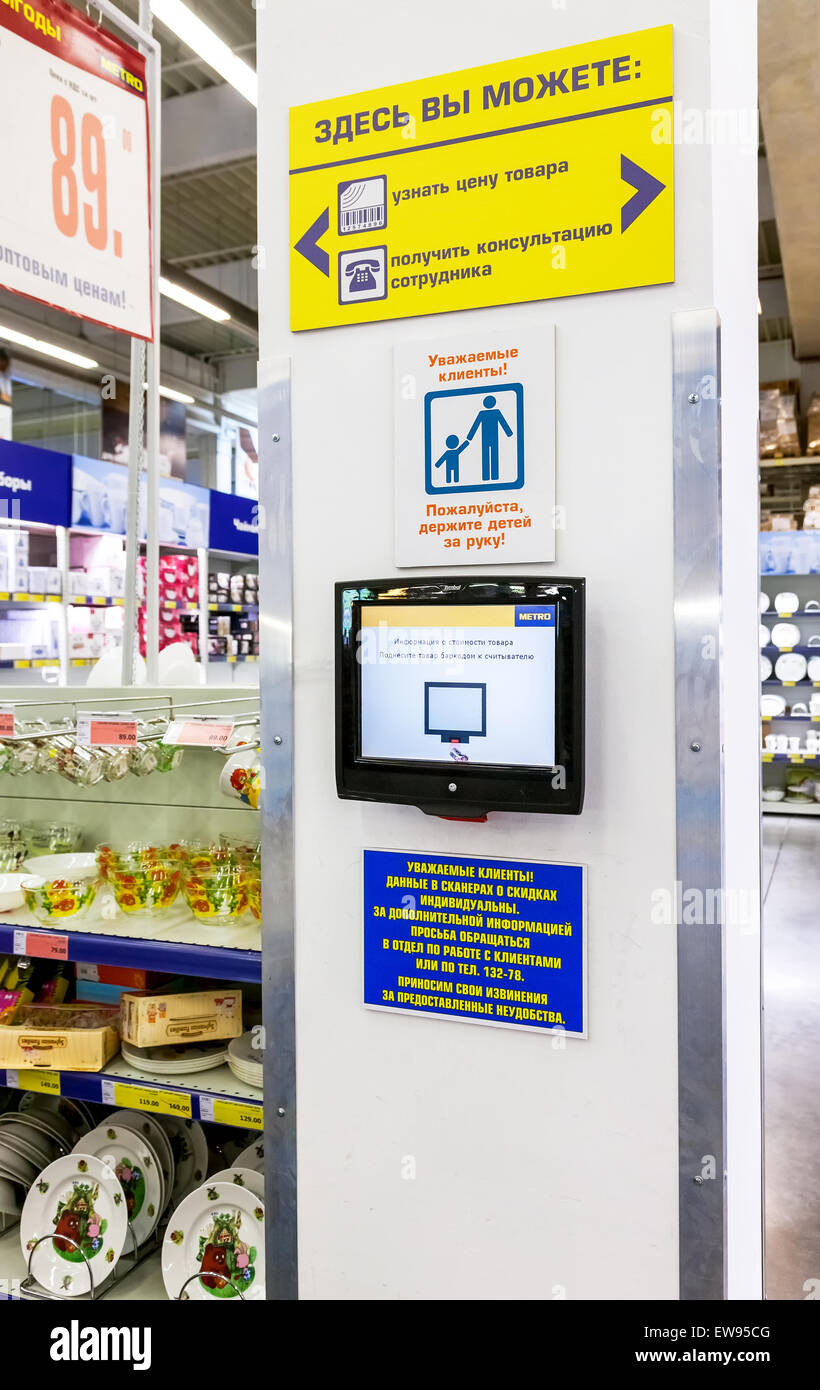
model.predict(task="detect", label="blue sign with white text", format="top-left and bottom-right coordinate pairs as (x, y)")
top-left (209, 488), bottom-right (259, 556)
top-left (0, 440), bottom-right (71, 527)
top-left (364, 849), bottom-right (585, 1036)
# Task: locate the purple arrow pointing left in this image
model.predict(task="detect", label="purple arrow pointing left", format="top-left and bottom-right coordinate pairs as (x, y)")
top-left (294, 207), bottom-right (330, 276)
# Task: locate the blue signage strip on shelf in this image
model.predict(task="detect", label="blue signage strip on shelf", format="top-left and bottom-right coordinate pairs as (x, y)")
top-left (0, 922), bottom-right (261, 983)
top-left (209, 488), bottom-right (259, 555)
top-left (0, 440), bottom-right (71, 527)
top-left (72, 455), bottom-right (211, 547)
top-left (363, 849), bottom-right (586, 1037)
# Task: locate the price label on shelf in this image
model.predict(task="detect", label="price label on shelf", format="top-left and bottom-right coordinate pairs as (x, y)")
top-left (9, 1070), bottom-right (61, 1095)
top-left (76, 711), bottom-right (138, 747)
top-left (109, 1081), bottom-right (192, 1119)
top-left (0, 707), bottom-right (14, 738)
top-left (12, 930), bottom-right (68, 960)
top-left (0, 1), bottom-right (152, 338)
top-left (165, 717), bottom-right (235, 748)
top-left (211, 1097), bottom-right (264, 1130)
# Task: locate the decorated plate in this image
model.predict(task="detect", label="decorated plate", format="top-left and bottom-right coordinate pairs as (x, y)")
top-left (156, 1116), bottom-right (209, 1206)
top-left (233, 1137), bottom-right (264, 1172)
top-left (20, 1153), bottom-right (128, 1297)
top-left (208, 1167), bottom-right (264, 1200)
top-left (107, 1110), bottom-right (174, 1214)
top-left (162, 1182), bottom-right (265, 1301)
top-left (73, 1125), bottom-right (163, 1249)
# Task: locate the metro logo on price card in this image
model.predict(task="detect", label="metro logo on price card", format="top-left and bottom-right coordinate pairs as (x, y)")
top-left (0, 0), bottom-right (152, 338)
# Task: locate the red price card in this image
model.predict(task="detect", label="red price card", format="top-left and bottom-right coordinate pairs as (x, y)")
top-left (13, 930), bottom-right (69, 961)
top-left (0, 708), bottom-right (14, 738)
top-left (76, 712), bottom-right (138, 747)
top-left (165, 718), bottom-right (234, 748)
top-left (0, 0), bottom-right (152, 338)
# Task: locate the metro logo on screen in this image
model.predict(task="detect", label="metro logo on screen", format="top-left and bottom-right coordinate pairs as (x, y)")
top-left (359, 603), bottom-right (557, 769)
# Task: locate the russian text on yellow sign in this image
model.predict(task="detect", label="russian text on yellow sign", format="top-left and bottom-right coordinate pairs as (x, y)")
top-left (289, 25), bottom-right (673, 330)
top-left (112, 1082), bottom-right (192, 1119)
top-left (14, 1070), bottom-right (60, 1094)
top-left (212, 1098), bottom-right (263, 1130)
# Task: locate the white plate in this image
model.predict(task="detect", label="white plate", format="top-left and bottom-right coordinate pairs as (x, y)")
top-left (774, 591), bottom-right (799, 615)
top-left (0, 1121), bottom-right (57, 1168)
top-left (120, 1040), bottom-right (228, 1074)
top-left (107, 1110), bottom-right (173, 1214)
top-left (0, 1175), bottom-right (22, 1215)
top-left (73, 1124), bottom-right (163, 1249)
top-left (162, 1182), bottom-right (265, 1301)
top-left (759, 591), bottom-right (770, 614)
top-left (156, 1116), bottom-right (209, 1206)
top-left (808, 657), bottom-right (820, 682)
top-left (0, 873), bottom-right (26, 911)
top-left (233, 1138), bottom-right (264, 1172)
top-left (774, 652), bottom-right (808, 683)
top-left (20, 1153), bottom-right (128, 1297)
top-left (21, 852), bottom-right (98, 880)
top-left (17, 1092), bottom-right (94, 1139)
top-left (227, 1032), bottom-right (260, 1069)
top-left (771, 622), bottom-right (801, 650)
top-left (760, 623), bottom-right (770, 648)
top-left (209, 1167), bottom-right (264, 1201)
top-left (760, 655), bottom-right (772, 682)
top-left (761, 694), bottom-right (787, 717)
top-left (0, 1149), bottom-right (37, 1186)
top-left (4, 1104), bottom-right (74, 1150)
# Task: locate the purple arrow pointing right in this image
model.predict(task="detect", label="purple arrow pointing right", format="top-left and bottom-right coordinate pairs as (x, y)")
top-left (620, 155), bottom-right (666, 234)
top-left (294, 207), bottom-right (330, 276)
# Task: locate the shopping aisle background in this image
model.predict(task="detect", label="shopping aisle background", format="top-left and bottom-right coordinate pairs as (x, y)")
top-left (763, 814), bottom-right (820, 1299)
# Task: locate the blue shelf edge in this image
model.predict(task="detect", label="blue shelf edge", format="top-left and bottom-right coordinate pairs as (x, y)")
top-left (0, 922), bottom-right (261, 983)
top-left (0, 1068), bottom-right (262, 1128)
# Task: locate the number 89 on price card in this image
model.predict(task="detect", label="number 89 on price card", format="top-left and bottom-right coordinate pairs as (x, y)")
top-left (0, 0), bottom-right (152, 339)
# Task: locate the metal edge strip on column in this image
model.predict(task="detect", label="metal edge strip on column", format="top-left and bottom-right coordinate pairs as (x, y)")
top-left (258, 358), bottom-right (297, 1299)
top-left (673, 308), bottom-right (726, 1299)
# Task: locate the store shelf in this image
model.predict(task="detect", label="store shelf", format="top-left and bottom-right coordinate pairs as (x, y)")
top-left (207, 602), bottom-right (258, 614)
top-left (157, 600), bottom-right (199, 612)
top-left (761, 753), bottom-right (820, 764)
top-left (0, 593), bottom-right (62, 606)
top-left (0, 920), bottom-right (261, 983)
top-left (760, 456), bottom-right (820, 468)
top-left (68, 597), bottom-right (124, 607)
top-left (0, 1057), bottom-right (263, 1129)
top-left (209, 654), bottom-right (258, 664)
top-left (761, 714), bottom-right (820, 723)
top-left (0, 659), bottom-right (59, 670)
top-left (762, 679), bottom-right (820, 689)
top-left (760, 610), bottom-right (820, 619)
top-left (762, 801), bottom-right (820, 816)
top-left (762, 644), bottom-right (820, 656)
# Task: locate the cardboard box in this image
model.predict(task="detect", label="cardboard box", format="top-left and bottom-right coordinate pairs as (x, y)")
top-left (0, 1003), bottom-right (120, 1071)
top-left (121, 987), bottom-right (242, 1047)
top-left (45, 568), bottom-right (63, 595)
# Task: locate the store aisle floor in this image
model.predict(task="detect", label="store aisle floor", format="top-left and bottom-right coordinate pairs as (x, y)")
top-left (763, 813), bottom-right (820, 1300)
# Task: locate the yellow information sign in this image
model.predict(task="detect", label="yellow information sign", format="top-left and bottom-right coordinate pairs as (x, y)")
top-left (289, 25), bottom-right (673, 330)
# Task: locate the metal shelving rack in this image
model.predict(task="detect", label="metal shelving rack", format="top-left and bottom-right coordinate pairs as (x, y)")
top-left (760, 537), bottom-right (820, 816)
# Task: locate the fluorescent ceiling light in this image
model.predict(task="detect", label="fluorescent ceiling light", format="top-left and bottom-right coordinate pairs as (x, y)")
top-left (159, 275), bottom-right (231, 323)
top-left (145, 381), bottom-right (196, 405)
top-left (0, 323), bottom-right (98, 370)
top-left (150, 0), bottom-right (257, 105)
top-left (757, 296), bottom-right (763, 316)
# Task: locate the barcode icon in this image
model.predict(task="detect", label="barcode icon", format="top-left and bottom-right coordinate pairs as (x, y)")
top-left (338, 176), bottom-right (387, 235)
top-left (341, 205), bottom-right (384, 231)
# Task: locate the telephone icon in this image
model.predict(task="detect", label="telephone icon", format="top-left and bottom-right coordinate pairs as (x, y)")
top-left (338, 245), bottom-right (387, 305)
top-left (345, 258), bottom-right (380, 291)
